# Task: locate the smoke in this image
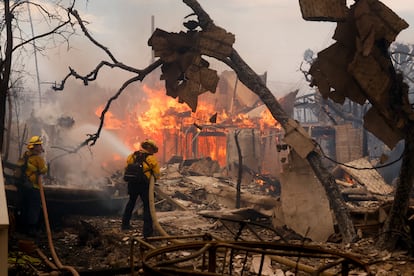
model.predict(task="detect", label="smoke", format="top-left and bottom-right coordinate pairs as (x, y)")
top-left (19, 80), bottom-right (150, 188)
top-left (48, 123), bottom-right (131, 188)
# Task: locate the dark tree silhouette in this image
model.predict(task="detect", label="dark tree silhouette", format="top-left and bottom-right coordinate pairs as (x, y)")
top-left (0, 0), bottom-right (75, 155)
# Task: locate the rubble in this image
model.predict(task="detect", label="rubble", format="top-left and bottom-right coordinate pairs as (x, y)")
top-left (333, 158), bottom-right (394, 195)
top-left (6, 156), bottom-right (414, 275)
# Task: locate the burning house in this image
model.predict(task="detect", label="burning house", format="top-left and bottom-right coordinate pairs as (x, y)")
top-left (57, 70), bottom-right (290, 183)
top-left (4, 70), bottom-right (290, 212)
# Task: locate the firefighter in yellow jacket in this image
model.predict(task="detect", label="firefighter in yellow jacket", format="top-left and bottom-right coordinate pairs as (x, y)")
top-left (121, 139), bottom-right (160, 238)
top-left (20, 135), bottom-right (48, 237)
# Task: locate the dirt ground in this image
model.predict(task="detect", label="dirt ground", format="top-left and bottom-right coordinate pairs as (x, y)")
top-left (6, 165), bottom-right (414, 275)
top-left (8, 210), bottom-right (414, 275)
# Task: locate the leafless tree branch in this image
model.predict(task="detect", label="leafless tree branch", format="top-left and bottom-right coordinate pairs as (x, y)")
top-left (53, 7), bottom-right (163, 152)
top-left (12, 19), bottom-right (72, 52)
top-left (11, 1), bottom-right (75, 52)
top-left (69, 9), bottom-right (118, 63)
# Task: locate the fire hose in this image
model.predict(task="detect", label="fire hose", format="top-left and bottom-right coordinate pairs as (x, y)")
top-left (148, 175), bottom-right (170, 238)
top-left (38, 175), bottom-right (79, 276)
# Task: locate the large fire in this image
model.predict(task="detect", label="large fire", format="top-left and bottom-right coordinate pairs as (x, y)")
top-left (95, 81), bottom-right (280, 168)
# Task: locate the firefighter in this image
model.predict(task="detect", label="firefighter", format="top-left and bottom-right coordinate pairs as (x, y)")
top-left (121, 139), bottom-right (160, 238)
top-left (20, 135), bottom-right (48, 237)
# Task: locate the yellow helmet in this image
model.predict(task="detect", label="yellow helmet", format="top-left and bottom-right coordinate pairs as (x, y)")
top-left (27, 135), bottom-right (43, 149)
top-left (141, 139), bottom-right (158, 153)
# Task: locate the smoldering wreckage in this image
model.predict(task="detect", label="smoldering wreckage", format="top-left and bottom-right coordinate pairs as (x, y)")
top-left (3, 0), bottom-right (414, 275)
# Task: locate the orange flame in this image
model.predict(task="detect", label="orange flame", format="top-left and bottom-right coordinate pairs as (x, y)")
top-left (344, 173), bottom-right (355, 184)
top-left (260, 109), bottom-right (278, 130)
top-left (95, 82), bottom-right (281, 167)
top-left (94, 106), bottom-right (124, 129)
top-left (256, 178), bottom-right (265, 186)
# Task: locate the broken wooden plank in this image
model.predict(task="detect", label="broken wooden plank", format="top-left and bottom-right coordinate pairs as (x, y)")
top-left (283, 119), bottom-right (316, 158)
top-left (353, 0), bottom-right (409, 53)
top-left (363, 107), bottom-right (404, 150)
top-left (338, 158), bottom-right (394, 195)
top-left (299, 0), bottom-right (348, 22)
top-left (155, 186), bottom-right (187, 211)
top-left (310, 43), bottom-right (367, 105)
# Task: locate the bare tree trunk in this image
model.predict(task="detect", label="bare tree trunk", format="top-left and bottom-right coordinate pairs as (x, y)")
top-left (0, 0), bottom-right (13, 154)
top-left (4, 89), bottom-right (12, 160)
top-left (378, 124), bottom-right (414, 250)
top-left (227, 50), bottom-right (357, 243)
top-left (234, 130), bottom-right (242, 209)
top-left (306, 152), bottom-right (357, 241)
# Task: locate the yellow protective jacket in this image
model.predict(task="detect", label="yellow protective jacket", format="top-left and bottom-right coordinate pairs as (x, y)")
top-left (24, 151), bottom-right (48, 189)
top-left (126, 149), bottom-right (160, 180)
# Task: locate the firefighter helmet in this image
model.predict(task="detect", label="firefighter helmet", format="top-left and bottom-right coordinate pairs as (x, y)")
top-left (27, 135), bottom-right (43, 149)
top-left (141, 139), bottom-right (158, 153)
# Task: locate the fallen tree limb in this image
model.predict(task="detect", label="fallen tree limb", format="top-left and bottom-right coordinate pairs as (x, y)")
top-left (182, 0), bottom-right (357, 243)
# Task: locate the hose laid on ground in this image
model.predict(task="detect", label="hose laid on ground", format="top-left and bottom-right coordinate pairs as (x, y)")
top-left (148, 175), bottom-right (170, 238)
top-left (38, 176), bottom-right (79, 276)
top-left (35, 248), bottom-right (58, 270)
